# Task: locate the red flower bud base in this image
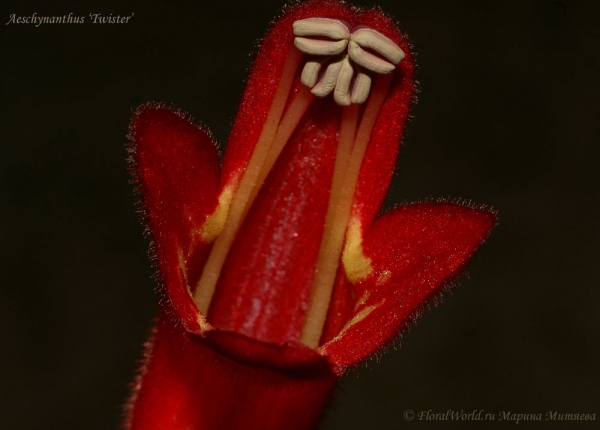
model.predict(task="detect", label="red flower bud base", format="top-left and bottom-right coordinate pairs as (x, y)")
top-left (124, 1), bottom-right (497, 429)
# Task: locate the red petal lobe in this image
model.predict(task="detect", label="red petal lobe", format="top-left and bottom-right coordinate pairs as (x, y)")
top-left (130, 105), bottom-right (220, 330)
top-left (322, 202), bottom-right (497, 370)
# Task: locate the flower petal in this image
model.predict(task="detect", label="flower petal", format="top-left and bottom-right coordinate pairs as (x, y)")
top-left (321, 202), bottom-right (497, 370)
top-left (129, 105), bottom-right (220, 330)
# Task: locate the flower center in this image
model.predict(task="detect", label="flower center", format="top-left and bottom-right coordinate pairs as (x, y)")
top-left (192, 19), bottom-right (403, 348)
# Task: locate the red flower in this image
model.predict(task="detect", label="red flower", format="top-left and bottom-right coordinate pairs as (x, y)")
top-left (124, 1), bottom-right (496, 429)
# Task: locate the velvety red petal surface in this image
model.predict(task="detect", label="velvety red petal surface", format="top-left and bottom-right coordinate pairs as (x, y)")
top-left (322, 202), bottom-right (497, 370)
top-left (130, 106), bottom-right (220, 331)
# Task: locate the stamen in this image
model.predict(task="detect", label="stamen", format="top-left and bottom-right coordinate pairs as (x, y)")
top-left (301, 58), bottom-right (325, 88)
top-left (350, 70), bottom-right (372, 105)
top-left (333, 56), bottom-right (354, 106)
top-left (301, 74), bottom-right (394, 348)
top-left (292, 18), bottom-right (350, 40)
top-left (311, 57), bottom-right (344, 98)
top-left (295, 37), bottom-right (348, 56)
top-left (193, 48), bottom-right (304, 314)
top-left (348, 41), bottom-right (396, 74)
top-left (300, 104), bottom-right (359, 347)
top-left (350, 28), bottom-right (405, 66)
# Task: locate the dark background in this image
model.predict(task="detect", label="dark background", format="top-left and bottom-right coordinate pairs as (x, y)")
top-left (1, 0), bottom-right (598, 429)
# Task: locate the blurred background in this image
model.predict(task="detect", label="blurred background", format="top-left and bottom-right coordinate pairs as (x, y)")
top-left (1, 0), bottom-right (598, 429)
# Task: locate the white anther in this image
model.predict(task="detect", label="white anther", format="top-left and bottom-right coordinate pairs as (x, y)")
top-left (333, 56), bottom-right (354, 106)
top-left (294, 37), bottom-right (348, 56)
top-left (293, 18), bottom-right (350, 40)
top-left (301, 58), bottom-right (325, 88)
top-left (293, 18), bottom-right (404, 105)
top-left (348, 40), bottom-right (396, 74)
top-left (349, 28), bottom-right (405, 65)
top-left (350, 70), bottom-right (372, 104)
top-left (312, 58), bottom-right (344, 97)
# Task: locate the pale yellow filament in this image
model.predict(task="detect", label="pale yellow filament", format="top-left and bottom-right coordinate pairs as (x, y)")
top-left (301, 74), bottom-right (393, 348)
top-left (193, 48), bottom-right (304, 314)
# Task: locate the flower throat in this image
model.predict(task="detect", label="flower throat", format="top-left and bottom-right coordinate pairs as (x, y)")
top-left (192, 18), bottom-right (404, 348)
